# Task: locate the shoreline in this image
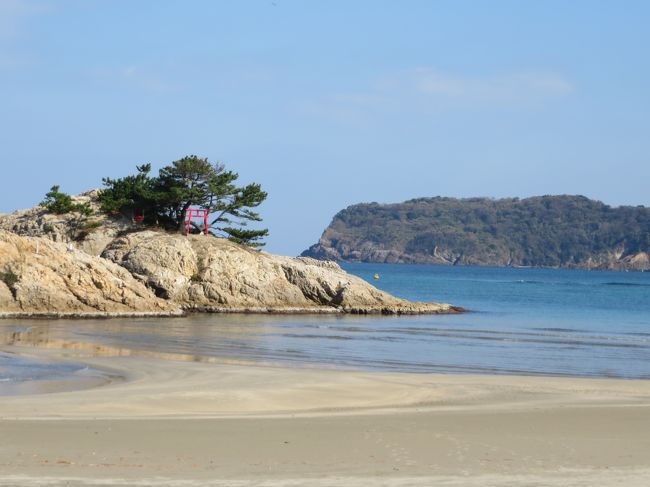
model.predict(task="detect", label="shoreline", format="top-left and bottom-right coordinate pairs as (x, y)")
top-left (338, 259), bottom-right (650, 272)
top-left (2, 350), bottom-right (650, 419)
top-left (1, 343), bottom-right (647, 401)
top-left (0, 305), bottom-right (466, 319)
top-left (0, 311), bottom-right (186, 320)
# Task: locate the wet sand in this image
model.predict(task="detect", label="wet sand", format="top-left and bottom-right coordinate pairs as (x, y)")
top-left (1, 352), bottom-right (650, 486)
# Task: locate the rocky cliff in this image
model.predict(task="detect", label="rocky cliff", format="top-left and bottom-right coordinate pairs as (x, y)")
top-left (303, 196), bottom-right (650, 271)
top-left (99, 231), bottom-right (457, 314)
top-left (0, 230), bottom-right (179, 317)
top-left (0, 196), bottom-right (458, 317)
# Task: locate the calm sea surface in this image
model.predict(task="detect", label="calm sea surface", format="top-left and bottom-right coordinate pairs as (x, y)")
top-left (1, 264), bottom-right (650, 393)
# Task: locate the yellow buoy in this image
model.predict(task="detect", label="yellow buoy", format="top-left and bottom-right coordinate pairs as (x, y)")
top-left (373, 273), bottom-right (380, 280)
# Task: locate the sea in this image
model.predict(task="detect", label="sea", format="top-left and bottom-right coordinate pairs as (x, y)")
top-left (1, 263), bottom-right (649, 394)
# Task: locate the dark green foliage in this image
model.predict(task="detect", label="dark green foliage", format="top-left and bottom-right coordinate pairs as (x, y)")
top-left (221, 226), bottom-right (269, 248)
top-left (0, 270), bottom-right (19, 288)
top-left (99, 156), bottom-right (268, 246)
top-left (0, 270), bottom-right (19, 297)
top-left (40, 186), bottom-right (92, 216)
top-left (304, 196), bottom-right (650, 268)
top-left (40, 186), bottom-right (93, 241)
top-left (99, 164), bottom-right (156, 218)
top-left (40, 185), bottom-right (73, 213)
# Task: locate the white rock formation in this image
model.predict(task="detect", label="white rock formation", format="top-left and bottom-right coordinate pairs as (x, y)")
top-left (102, 231), bottom-right (458, 314)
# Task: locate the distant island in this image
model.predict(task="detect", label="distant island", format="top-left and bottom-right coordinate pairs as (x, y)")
top-left (302, 195), bottom-right (650, 271)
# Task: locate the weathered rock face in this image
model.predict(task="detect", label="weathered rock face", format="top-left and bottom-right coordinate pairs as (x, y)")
top-left (0, 190), bottom-right (134, 257)
top-left (0, 230), bottom-right (180, 317)
top-left (102, 231), bottom-right (457, 314)
top-left (103, 232), bottom-right (199, 300)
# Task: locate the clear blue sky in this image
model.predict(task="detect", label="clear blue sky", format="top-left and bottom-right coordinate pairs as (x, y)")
top-left (1, 0), bottom-right (649, 255)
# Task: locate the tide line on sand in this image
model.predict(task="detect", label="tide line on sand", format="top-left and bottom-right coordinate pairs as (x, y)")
top-left (1, 353), bottom-right (649, 485)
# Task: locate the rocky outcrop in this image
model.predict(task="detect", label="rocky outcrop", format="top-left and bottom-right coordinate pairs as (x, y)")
top-left (0, 193), bottom-right (460, 317)
top-left (102, 231), bottom-right (458, 314)
top-left (0, 190), bottom-right (134, 257)
top-left (0, 230), bottom-right (181, 317)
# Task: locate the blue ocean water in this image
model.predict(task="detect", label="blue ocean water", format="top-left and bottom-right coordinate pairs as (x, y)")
top-left (339, 263), bottom-right (650, 378)
top-left (1, 264), bottom-right (649, 391)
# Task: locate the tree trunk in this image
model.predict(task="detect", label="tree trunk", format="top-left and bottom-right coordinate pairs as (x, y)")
top-left (178, 202), bottom-right (192, 234)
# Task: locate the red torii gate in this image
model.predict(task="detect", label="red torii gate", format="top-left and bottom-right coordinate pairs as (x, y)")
top-left (133, 208), bottom-right (145, 223)
top-left (185, 208), bottom-right (210, 235)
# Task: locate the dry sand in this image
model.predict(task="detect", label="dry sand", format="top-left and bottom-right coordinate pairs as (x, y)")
top-left (1, 351), bottom-right (650, 486)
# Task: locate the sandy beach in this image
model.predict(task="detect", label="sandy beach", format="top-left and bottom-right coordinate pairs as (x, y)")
top-left (1, 348), bottom-right (650, 486)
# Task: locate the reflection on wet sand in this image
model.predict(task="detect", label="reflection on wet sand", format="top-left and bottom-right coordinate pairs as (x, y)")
top-left (1, 318), bottom-right (284, 396)
top-left (3, 325), bottom-right (133, 356)
top-left (0, 319), bottom-right (273, 367)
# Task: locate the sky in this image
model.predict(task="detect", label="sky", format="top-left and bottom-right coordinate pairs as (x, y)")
top-left (1, 0), bottom-right (649, 256)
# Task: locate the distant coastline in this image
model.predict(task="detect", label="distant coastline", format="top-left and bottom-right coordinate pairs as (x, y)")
top-left (303, 195), bottom-right (650, 271)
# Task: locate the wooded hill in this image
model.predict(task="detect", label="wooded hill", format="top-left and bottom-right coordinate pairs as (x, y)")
top-left (302, 196), bottom-right (650, 271)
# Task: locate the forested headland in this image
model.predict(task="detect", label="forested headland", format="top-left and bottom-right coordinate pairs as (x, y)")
top-left (302, 196), bottom-right (650, 271)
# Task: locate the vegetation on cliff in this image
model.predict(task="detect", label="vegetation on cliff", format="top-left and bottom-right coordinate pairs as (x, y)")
top-left (303, 196), bottom-right (650, 270)
top-left (39, 186), bottom-right (101, 241)
top-left (98, 156), bottom-right (269, 246)
top-left (37, 156), bottom-right (268, 247)
top-left (40, 185), bottom-right (93, 216)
